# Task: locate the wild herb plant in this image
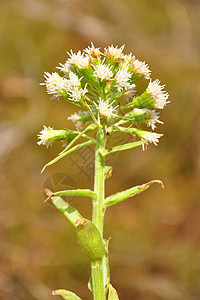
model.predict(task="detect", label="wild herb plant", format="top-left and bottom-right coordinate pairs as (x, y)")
top-left (38, 44), bottom-right (169, 300)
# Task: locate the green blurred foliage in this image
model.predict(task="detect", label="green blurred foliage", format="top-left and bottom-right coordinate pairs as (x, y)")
top-left (0, 0), bottom-right (199, 299)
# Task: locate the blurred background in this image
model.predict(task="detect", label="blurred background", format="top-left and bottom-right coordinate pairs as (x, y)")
top-left (0, 0), bottom-right (199, 299)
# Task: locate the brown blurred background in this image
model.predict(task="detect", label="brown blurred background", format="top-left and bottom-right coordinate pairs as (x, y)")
top-left (0, 0), bottom-right (200, 299)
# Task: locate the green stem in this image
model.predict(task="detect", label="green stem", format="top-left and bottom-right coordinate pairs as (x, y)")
top-left (92, 126), bottom-right (107, 300)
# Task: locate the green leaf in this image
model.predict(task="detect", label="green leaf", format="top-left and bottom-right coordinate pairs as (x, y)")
top-left (52, 289), bottom-right (82, 300)
top-left (59, 123), bottom-right (96, 156)
top-left (108, 284), bottom-right (119, 300)
top-left (76, 219), bottom-right (106, 261)
top-left (101, 140), bottom-right (147, 157)
top-left (53, 189), bottom-right (97, 200)
top-left (41, 140), bottom-right (93, 173)
top-left (45, 190), bottom-right (84, 227)
top-left (103, 180), bottom-right (164, 208)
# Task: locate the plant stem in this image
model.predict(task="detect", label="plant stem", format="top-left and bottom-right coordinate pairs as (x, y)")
top-left (92, 126), bottom-right (106, 300)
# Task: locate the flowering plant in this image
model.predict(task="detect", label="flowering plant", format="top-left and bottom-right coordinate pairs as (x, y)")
top-left (38, 44), bottom-right (169, 300)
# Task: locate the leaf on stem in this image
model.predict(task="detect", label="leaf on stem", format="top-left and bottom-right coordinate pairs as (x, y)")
top-left (48, 193), bottom-right (84, 227)
top-left (41, 140), bottom-right (93, 173)
top-left (103, 180), bottom-right (164, 208)
top-left (101, 140), bottom-right (147, 157)
top-left (53, 189), bottom-right (97, 200)
top-left (52, 289), bottom-right (82, 300)
top-left (76, 219), bottom-right (106, 261)
top-left (59, 123), bottom-right (96, 156)
top-left (108, 284), bottom-right (120, 300)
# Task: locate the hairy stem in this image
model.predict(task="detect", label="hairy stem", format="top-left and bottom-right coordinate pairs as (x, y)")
top-left (92, 126), bottom-right (107, 300)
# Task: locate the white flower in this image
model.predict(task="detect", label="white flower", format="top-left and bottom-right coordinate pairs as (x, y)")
top-left (41, 72), bottom-right (68, 98)
top-left (68, 71), bottom-right (81, 88)
top-left (97, 98), bottom-right (118, 118)
top-left (37, 126), bottom-right (54, 147)
top-left (68, 112), bottom-right (80, 123)
top-left (57, 61), bottom-right (71, 73)
top-left (132, 108), bottom-right (163, 130)
top-left (68, 85), bottom-right (88, 102)
top-left (123, 53), bottom-right (136, 65)
top-left (68, 112), bottom-right (82, 130)
top-left (115, 69), bottom-right (134, 92)
top-left (132, 59), bottom-right (151, 79)
top-left (147, 79), bottom-right (169, 109)
top-left (84, 42), bottom-right (101, 57)
top-left (67, 50), bottom-right (89, 69)
top-left (104, 45), bottom-right (125, 60)
top-left (145, 109), bottom-right (163, 130)
top-left (124, 89), bottom-right (136, 101)
top-left (93, 63), bottom-right (113, 81)
top-left (139, 131), bottom-right (163, 150)
top-left (142, 131), bottom-right (162, 145)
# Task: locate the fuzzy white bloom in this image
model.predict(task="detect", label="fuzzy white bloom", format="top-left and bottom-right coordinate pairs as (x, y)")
top-left (41, 72), bottom-right (68, 98)
top-left (139, 131), bottom-right (163, 150)
top-left (104, 45), bottom-right (125, 60)
top-left (132, 59), bottom-right (151, 79)
top-left (67, 50), bottom-right (89, 69)
top-left (133, 108), bottom-right (163, 130)
top-left (115, 69), bottom-right (133, 92)
top-left (68, 85), bottom-right (88, 102)
top-left (84, 42), bottom-right (101, 57)
top-left (68, 112), bottom-right (80, 123)
top-left (123, 53), bottom-right (136, 65)
top-left (57, 61), bottom-right (71, 73)
top-left (68, 112), bottom-right (82, 130)
top-left (96, 99), bottom-right (118, 118)
top-left (147, 79), bottom-right (169, 109)
top-left (124, 89), bottom-right (136, 101)
top-left (93, 63), bottom-right (113, 81)
top-left (145, 109), bottom-right (163, 130)
top-left (68, 71), bottom-right (81, 88)
top-left (37, 126), bottom-right (54, 147)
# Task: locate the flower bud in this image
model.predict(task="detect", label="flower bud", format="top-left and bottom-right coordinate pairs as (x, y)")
top-left (37, 126), bottom-right (76, 147)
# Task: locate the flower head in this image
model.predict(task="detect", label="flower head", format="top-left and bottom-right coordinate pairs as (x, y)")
top-left (136, 130), bottom-right (163, 150)
top-left (132, 59), bottom-right (151, 79)
top-left (97, 99), bottom-right (118, 118)
top-left (104, 45), bottom-right (125, 61)
top-left (57, 61), bottom-right (71, 74)
top-left (67, 50), bottom-right (89, 69)
top-left (37, 126), bottom-right (76, 147)
top-left (68, 85), bottom-right (88, 102)
top-left (37, 126), bottom-right (54, 147)
top-left (145, 109), bottom-right (163, 130)
top-left (41, 72), bottom-right (68, 98)
top-left (115, 69), bottom-right (134, 92)
top-left (68, 110), bottom-right (93, 130)
top-left (140, 130), bottom-right (163, 150)
top-left (68, 71), bottom-right (81, 88)
top-left (37, 126), bottom-right (69, 147)
top-left (84, 42), bottom-right (101, 58)
top-left (147, 79), bottom-right (169, 109)
top-left (93, 63), bottom-right (113, 81)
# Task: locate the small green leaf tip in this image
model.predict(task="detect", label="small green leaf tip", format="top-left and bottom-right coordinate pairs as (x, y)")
top-left (52, 289), bottom-right (82, 300)
top-left (108, 284), bottom-right (120, 300)
top-left (76, 219), bottom-right (106, 261)
top-left (103, 180), bottom-right (164, 208)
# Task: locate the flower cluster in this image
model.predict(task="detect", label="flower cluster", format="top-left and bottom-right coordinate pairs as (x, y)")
top-left (39, 44), bottom-right (169, 149)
